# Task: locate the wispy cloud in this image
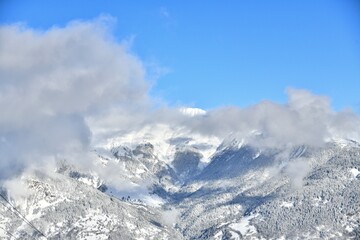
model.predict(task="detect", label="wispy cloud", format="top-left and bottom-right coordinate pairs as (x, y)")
top-left (160, 7), bottom-right (170, 18)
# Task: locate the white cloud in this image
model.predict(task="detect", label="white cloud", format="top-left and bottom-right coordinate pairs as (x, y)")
top-left (161, 208), bottom-right (180, 227)
top-left (173, 89), bottom-right (360, 148)
top-left (284, 159), bottom-right (310, 189)
top-left (1, 16), bottom-right (360, 186)
top-left (0, 17), bottom-right (150, 179)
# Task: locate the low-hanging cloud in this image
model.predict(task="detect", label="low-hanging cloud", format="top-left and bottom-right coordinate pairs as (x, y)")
top-left (0, 16), bottom-right (150, 179)
top-left (1, 16), bottom-right (360, 184)
top-left (166, 88), bottom-right (360, 148)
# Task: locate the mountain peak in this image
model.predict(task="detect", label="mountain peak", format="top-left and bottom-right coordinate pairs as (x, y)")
top-left (179, 107), bottom-right (206, 117)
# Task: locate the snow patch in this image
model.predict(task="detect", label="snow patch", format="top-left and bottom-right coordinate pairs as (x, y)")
top-left (73, 209), bottom-right (116, 240)
top-left (179, 107), bottom-right (206, 116)
top-left (253, 150), bottom-right (261, 159)
top-left (229, 214), bottom-right (258, 236)
top-left (345, 225), bottom-right (354, 232)
top-left (349, 168), bottom-right (359, 178)
top-left (280, 201), bottom-right (294, 208)
top-left (213, 230), bottom-right (223, 240)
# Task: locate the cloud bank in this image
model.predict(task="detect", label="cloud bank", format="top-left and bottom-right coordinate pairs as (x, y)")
top-left (0, 17), bottom-right (149, 179)
top-left (173, 88), bottom-right (360, 148)
top-left (1, 17), bottom-right (360, 182)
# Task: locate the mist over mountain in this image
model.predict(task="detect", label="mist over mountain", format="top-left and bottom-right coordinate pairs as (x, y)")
top-left (0, 19), bottom-right (359, 239)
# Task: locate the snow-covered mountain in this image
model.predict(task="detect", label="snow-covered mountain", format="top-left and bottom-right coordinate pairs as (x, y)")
top-left (174, 141), bottom-right (360, 239)
top-left (1, 124), bottom-right (359, 239)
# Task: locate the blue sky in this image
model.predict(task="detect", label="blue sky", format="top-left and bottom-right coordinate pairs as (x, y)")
top-left (1, 0), bottom-right (359, 111)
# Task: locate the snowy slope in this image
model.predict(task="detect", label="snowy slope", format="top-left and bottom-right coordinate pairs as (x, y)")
top-left (0, 169), bottom-right (183, 240)
top-left (173, 141), bottom-right (360, 239)
top-left (1, 126), bottom-right (359, 239)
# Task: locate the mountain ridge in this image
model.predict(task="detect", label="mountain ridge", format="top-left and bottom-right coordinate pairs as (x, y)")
top-left (1, 130), bottom-right (359, 239)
